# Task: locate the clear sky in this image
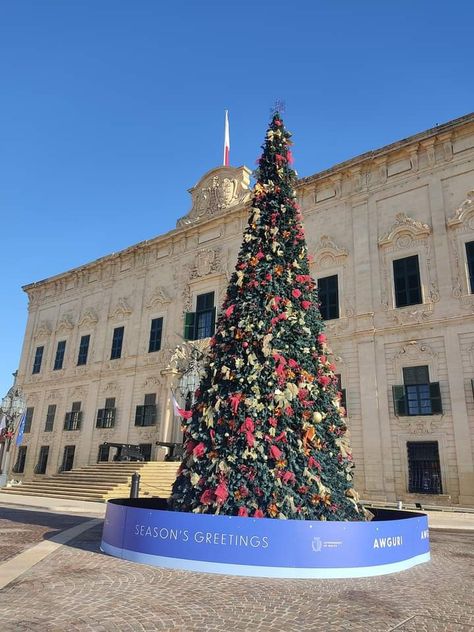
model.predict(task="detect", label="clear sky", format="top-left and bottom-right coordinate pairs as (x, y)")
top-left (1, 0), bottom-right (473, 397)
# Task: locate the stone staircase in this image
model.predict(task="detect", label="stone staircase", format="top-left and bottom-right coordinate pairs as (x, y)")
top-left (0, 461), bottom-right (179, 503)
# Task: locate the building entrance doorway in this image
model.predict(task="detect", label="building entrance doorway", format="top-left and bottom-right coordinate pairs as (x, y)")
top-left (61, 445), bottom-right (75, 472)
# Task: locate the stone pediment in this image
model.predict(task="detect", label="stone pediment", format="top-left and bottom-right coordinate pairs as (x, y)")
top-left (108, 297), bottom-right (132, 321)
top-left (34, 320), bottom-right (52, 338)
top-left (145, 287), bottom-right (172, 309)
top-left (446, 191), bottom-right (474, 230)
top-left (378, 213), bottom-right (431, 247)
top-left (56, 313), bottom-right (75, 333)
top-left (78, 308), bottom-right (98, 328)
top-left (177, 165), bottom-right (251, 228)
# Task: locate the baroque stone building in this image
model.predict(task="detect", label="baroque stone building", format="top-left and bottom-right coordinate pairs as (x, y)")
top-left (8, 113), bottom-right (474, 506)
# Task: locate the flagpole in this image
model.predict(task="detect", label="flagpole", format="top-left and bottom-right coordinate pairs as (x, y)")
top-left (223, 110), bottom-right (230, 166)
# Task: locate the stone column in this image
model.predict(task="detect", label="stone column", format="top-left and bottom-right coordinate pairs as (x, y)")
top-left (357, 339), bottom-right (386, 499)
top-left (159, 367), bottom-right (180, 458)
top-left (445, 328), bottom-right (474, 505)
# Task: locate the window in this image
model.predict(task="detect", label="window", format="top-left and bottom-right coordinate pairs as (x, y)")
top-left (393, 255), bottom-right (422, 308)
top-left (148, 317), bottom-right (163, 353)
top-left (392, 365), bottom-right (442, 416)
top-left (44, 404), bottom-right (56, 432)
top-left (77, 335), bottom-right (90, 366)
top-left (335, 374), bottom-right (347, 416)
top-left (32, 346), bottom-right (44, 374)
top-left (110, 327), bottom-right (124, 360)
top-left (184, 292), bottom-right (216, 340)
top-left (24, 407), bottom-right (34, 433)
top-left (317, 275), bottom-right (339, 320)
top-left (466, 241), bottom-right (474, 294)
top-left (97, 444), bottom-right (110, 462)
top-left (96, 398), bottom-right (116, 429)
top-left (53, 340), bottom-right (66, 370)
top-left (35, 446), bottom-right (49, 475)
top-left (407, 441), bottom-right (442, 494)
top-left (61, 445), bottom-right (75, 472)
top-left (135, 393), bottom-right (157, 427)
top-left (139, 443), bottom-right (152, 461)
top-left (64, 402), bottom-right (82, 431)
top-left (12, 446), bottom-right (27, 474)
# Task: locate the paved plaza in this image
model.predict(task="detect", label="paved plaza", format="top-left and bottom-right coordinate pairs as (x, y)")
top-left (0, 503), bottom-right (472, 632)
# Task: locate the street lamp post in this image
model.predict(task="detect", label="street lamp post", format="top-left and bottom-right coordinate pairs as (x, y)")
top-left (0, 372), bottom-right (27, 487)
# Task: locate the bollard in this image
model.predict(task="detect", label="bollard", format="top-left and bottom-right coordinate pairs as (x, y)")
top-left (130, 472), bottom-right (140, 498)
top-left (397, 500), bottom-right (403, 510)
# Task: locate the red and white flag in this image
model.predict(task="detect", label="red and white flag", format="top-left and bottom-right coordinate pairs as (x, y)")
top-left (171, 392), bottom-right (193, 420)
top-left (223, 110), bottom-right (230, 166)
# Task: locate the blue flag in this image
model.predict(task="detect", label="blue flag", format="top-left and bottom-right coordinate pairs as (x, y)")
top-left (16, 413), bottom-right (26, 446)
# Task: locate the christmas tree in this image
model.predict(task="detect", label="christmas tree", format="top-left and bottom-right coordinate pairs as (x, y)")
top-left (169, 112), bottom-right (365, 521)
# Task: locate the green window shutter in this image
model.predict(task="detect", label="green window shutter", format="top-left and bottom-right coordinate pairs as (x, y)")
top-left (135, 405), bottom-right (144, 426)
top-left (392, 385), bottom-right (407, 416)
top-left (184, 312), bottom-right (196, 341)
top-left (429, 382), bottom-right (443, 414)
top-left (147, 405), bottom-right (157, 426)
top-left (96, 409), bottom-right (104, 427)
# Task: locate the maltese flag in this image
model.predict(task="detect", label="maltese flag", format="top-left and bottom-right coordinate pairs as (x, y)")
top-left (171, 392), bottom-right (193, 420)
top-left (223, 110), bottom-right (230, 166)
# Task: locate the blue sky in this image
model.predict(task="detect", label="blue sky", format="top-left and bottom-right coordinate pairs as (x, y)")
top-left (1, 0), bottom-right (473, 396)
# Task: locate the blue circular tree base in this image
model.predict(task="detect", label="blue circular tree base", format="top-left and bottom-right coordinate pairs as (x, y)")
top-left (101, 498), bottom-right (430, 578)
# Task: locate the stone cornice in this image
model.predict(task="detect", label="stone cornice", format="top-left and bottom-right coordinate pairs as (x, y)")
top-left (23, 113), bottom-right (474, 301)
top-left (298, 112), bottom-right (474, 188)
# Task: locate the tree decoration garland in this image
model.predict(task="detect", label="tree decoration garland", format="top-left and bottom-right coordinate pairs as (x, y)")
top-left (169, 112), bottom-right (366, 521)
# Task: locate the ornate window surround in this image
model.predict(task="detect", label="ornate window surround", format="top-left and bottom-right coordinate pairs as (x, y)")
top-left (178, 247), bottom-right (228, 313)
top-left (310, 235), bottom-right (354, 334)
top-left (391, 341), bottom-right (444, 432)
top-left (378, 213), bottom-right (439, 324)
top-left (446, 191), bottom-right (474, 311)
top-left (393, 341), bottom-right (440, 384)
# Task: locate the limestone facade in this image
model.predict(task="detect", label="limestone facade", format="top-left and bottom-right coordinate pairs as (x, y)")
top-left (8, 114), bottom-right (474, 505)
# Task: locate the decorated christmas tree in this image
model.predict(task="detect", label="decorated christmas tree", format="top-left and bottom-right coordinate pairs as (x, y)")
top-left (169, 112), bottom-right (365, 521)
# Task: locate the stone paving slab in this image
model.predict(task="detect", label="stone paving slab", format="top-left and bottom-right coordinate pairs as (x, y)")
top-left (0, 514), bottom-right (472, 632)
top-left (0, 507), bottom-right (86, 563)
top-left (393, 616), bottom-right (474, 631)
top-left (0, 493), bottom-right (106, 517)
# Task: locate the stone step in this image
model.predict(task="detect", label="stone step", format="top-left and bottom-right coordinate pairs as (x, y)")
top-left (2, 460), bottom-right (175, 501)
top-left (0, 486), bottom-right (170, 501)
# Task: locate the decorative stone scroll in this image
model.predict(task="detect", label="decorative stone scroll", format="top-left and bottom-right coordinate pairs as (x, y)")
top-left (56, 313), bottom-right (75, 333)
top-left (177, 166), bottom-right (252, 227)
top-left (313, 235), bottom-right (348, 269)
top-left (393, 341), bottom-right (439, 380)
top-left (446, 191), bottom-right (474, 311)
top-left (34, 320), bottom-right (52, 339)
top-left (146, 287), bottom-right (172, 310)
top-left (78, 308), bottom-right (98, 328)
top-left (191, 248), bottom-right (223, 279)
top-left (378, 213), bottom-right (431, 247)
top-left (398, 416), bottom-right (444, 435)
top-left (447, 191), bottom-right (474, 230)
top-left (109, 298), bottom-right (132, 321)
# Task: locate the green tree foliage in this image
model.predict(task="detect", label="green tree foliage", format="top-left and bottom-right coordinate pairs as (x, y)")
top-left (170, 113), bottom-right (365, 521)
